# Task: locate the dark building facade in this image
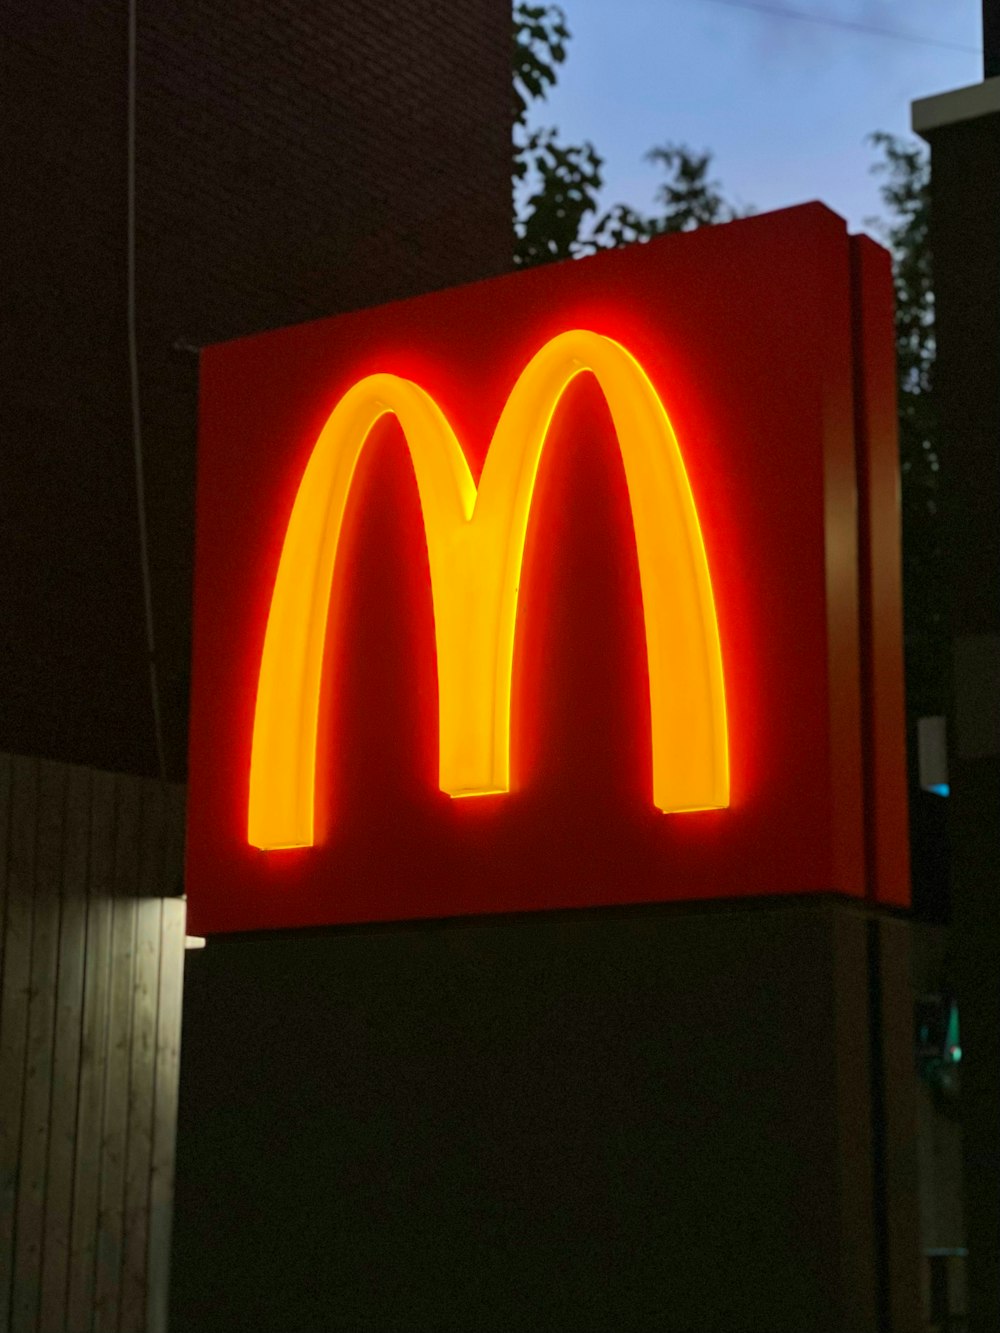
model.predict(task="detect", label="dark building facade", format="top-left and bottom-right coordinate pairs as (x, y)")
top-left (2, 5), bottom-right (513, 1330)
top-left (914, 76), bottom-right (1000, 1333)
top-left (4, 0), bottom-right (514, 781)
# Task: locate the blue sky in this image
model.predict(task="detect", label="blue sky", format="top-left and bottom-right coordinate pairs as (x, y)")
top-left (522, 0), bottom-right (984, 234)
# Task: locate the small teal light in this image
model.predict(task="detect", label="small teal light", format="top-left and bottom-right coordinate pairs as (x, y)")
top-left (928, 783), bottom-right (950, 797)
top-left (945, 1004), bottom-right (961, 1064)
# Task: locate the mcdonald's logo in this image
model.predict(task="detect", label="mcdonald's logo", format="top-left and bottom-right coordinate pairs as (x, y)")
top-left (249, 329), bottom-right (729, 850)
top-left (187, 205), bottom-right (910, 934)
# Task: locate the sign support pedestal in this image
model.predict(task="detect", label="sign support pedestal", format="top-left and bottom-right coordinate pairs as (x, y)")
top-left (177, 204), bottom-right (919, 1327)
top-left (172, 899), bottom-right (920, 1333)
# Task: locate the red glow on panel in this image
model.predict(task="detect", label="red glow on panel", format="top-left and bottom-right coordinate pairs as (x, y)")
top-left (186, 203), bottom-right (908, 932)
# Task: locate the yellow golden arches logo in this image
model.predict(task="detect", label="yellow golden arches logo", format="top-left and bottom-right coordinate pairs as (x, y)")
top-left (248, 329), bottom-right (729, 850)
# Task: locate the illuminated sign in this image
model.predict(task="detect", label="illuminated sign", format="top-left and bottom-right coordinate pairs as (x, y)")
top-left (186, 203), bottom-right (910, 933)
top-left (249, 329), bottom-right (728, 852)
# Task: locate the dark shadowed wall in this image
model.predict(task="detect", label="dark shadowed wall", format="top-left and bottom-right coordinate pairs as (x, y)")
top-left (917, 85), bottom-right (1000, 1333)
top-left (3, 5), bottom-right (513, 1329)
top-left (3, 0), bottom-right (513, 780)
top-left (174, 900), bottom-right (921, 1333)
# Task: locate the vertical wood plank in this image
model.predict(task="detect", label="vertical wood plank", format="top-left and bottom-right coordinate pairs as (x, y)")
top-left (93, 779), bottom-right (140, 1333)
top-left (67, 769), bottom-right (118, 1332)
top-left (39, 762), bottom-right (93, 1333)
top-left (0, 758), bottom-right (185, 1333)
top-left (0, 755), bottom-right (40, 1332)
top-left (0, 752), bottom-right (15, 1124)
top-left (0, 749), bottom-right (12, 1324)
top-left (146, 893), bottom-right (186, 1333)
top-left (0, 752), bottom-right (13, 1001)
top-left (12, 760), bottom-right (68, 1332)
top-left (119, 780), bottom-right (168, 1332)
top-left (117, 898), bottom-right (160, 1333)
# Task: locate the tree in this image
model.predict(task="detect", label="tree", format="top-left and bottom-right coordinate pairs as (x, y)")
top-left (867, 133), bottom-right (945, 721)
top-left (513, 3), bottom-right (747, 266)
top-left (513, 5), bottom-right (944, 724)
top-left (513, 3), bottom-right (601, 265)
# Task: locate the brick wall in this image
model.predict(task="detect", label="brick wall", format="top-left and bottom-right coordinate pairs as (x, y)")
top-left (3, 0), bottom-right (513, 778)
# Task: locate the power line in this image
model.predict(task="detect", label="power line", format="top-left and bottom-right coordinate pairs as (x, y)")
top-left (685, 0), bottom-right (983, 56)
top-left (128, 0), bottom-right (169, 784)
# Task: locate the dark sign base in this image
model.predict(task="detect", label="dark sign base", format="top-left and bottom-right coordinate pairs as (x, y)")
top-left (171, 896), bottom-right (919, 1333)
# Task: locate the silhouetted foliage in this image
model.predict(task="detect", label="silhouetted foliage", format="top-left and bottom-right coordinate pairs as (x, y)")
top-left (513, 5), bottom-right (604, 263)
top-left (867, 133), bottom-right (945, 719)
top-left (513, 4), bottom-right (748, 266)
top-left (512, 6), bottom-right (944, 730)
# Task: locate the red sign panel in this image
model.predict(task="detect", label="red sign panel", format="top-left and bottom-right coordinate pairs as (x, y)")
top-left (186, 203), bottom-right (909, 933)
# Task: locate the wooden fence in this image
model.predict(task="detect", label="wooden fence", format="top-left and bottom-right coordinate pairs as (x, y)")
top-left (0, 753), bottom-right (186, 1333)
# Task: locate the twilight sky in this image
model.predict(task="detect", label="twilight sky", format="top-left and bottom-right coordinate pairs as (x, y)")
top-left (523, 0), bottom-right (984, 235)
